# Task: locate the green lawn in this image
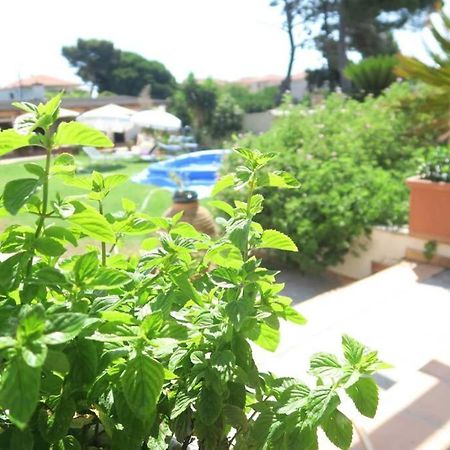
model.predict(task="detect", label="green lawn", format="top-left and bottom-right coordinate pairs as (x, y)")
top-left (0, 154), bottom-right (173, 230)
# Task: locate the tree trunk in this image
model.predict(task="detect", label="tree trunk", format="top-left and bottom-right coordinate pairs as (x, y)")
top-left (278, 0), bottom-right (296, 102)
top-left (337, 0), bottom-right (351, 93)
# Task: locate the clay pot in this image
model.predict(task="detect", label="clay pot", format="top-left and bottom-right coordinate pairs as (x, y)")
top-left (406, 176), bottom-right (450, 243)
top-left (164, 190), bottom-right (217, 237)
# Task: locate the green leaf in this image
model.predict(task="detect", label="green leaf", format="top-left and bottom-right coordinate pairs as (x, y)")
top-left (51, 153), bottom-right (76, 175)
top-left (43, 313), bottom-right (99, 345)
top-left (322, 409), bottom-right (353, 450)
top-left (121, 353), bottom-right (164, 420)
top-left (24, 162), bottom-right (45, 178)
top-left (45, 226), bottom-right (78, 246)
top-left (11, 427), bottom-right (34, 450)
top-left (198, 385), bottom-right (222, 425)
top-left (257, 229), bottom-right (298, 252)
top-left (51, 435), bottom-right (81, 450)
top-left (69, 208), bottom-right (116, 243)
top-left (251, 322), bottom-right (280, 352)
top-left (209, 199), bottom-right (235, 217)
top-left (223, 404), bottom-right (247, 428)
top-left (0, 129), bottom-right (40, 157)
top-left (305, 387), bottom-right (340, 428)
top-left (346, 377), bottom-right (378, 418)
top-left (342, 334), bottom-right (365, 366)
top-left (90, 268), bottom-right (131, 289)
top-left (54, 122), bottom-right (112, 148)
top-left (34, 236), bottom-right (66, 257)
top-left (170, 391), bottom-right (195, 420)
top-left (32, 267), bottom-right (67, 286)
top-left (212, 173), bottom-right (236, 196)
top-left (284, 306), bottom-right (307, 324)
top-left (104, 174), bottom-right (129, 190)
top-left (310, 353), bottom-right (342, 378)
top-left (22, 341), bottom-right (48, 368)
top-left (257, 171), bottom-right (300, 189)
top-left (17, 304), bottom-right (46, 342)
top-left (172, 273), bottom-right (203, 306)
top-left (3, 178), bottom-right (39, 215)
top-left (0, 356), bottom-right (41, 429)
top-left (204, 243), bottom-right (243, 269)
top-left (74, 251), bottom-right (99, 284)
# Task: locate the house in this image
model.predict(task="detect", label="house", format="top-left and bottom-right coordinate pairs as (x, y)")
top-left (236, 73), bottom-right (307, 101)
top-left (0, 75), bottom-right (79, 102)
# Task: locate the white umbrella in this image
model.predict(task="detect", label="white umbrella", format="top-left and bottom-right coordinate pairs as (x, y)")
top-left (77, 104), bottom-right (135, 133)
top-left (14, 108), bottom-right (80, 133)
top-left (132, 108), bottom-right (181, 132)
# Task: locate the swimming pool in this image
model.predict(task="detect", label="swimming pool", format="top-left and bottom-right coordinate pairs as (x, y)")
top-left (132, 149), bottom-right (230, 198)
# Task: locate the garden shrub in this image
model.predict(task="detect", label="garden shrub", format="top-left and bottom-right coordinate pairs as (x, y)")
top-left (0, 95), bottom-right (387, 449)
top-left (225, 82), bottom-right (439, 271)
top-left (418, 146), bottom-right (450, 182)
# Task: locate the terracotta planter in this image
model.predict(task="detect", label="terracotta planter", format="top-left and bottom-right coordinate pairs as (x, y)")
top-left (406, 176), bottom-right (450, 243)
top-left (164, 190), bottom-right (217, 237)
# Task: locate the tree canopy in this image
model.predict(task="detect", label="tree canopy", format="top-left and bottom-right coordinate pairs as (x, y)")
top-left (62, 39), bottom-right (176, 99)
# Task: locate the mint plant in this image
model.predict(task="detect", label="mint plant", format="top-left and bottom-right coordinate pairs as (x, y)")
top-left (0, 95), bottom-right (387, 449)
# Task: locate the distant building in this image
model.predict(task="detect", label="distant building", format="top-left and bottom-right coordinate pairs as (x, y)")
top-left (0, 75), bottom-right (79, 102)
top-left (236, 73), bottom-right (307, 101)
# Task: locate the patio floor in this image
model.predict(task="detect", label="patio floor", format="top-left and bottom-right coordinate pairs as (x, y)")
top-left (254, 262), bottom-right (450, 450)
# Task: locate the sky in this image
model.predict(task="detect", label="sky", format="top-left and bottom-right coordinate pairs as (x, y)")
top-left (0, 0), bottom-right (449, 87)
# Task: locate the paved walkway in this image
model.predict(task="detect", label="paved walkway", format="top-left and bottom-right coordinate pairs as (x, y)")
top-left (254, 262), bottom-right (450, 450)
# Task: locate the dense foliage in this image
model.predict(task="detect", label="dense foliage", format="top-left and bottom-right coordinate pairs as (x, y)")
top-left (344, 55), bottom-right (398, 98)
top-left (223, 85), bottom-right (278, 113)
top-left (0, 95), bottom-right (386, 449)
top-left (62, 39), bottom-right (176, 99)
top-left (226, 82), bottom-right (439, 271)
top-left (396, 9), bottom-right (450, 142)
top-left (418, 146), bottom-right (450, 182)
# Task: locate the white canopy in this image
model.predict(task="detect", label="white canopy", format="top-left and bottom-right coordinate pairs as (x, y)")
top-left (132, 108), bottom-right (181, 132)
top-left (14, 108), bottom-right (79, 133)
top-left (77, 104), bottom-right (136, 133)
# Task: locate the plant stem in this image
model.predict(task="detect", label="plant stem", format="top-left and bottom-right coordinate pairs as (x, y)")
top-left (25, 145), bottom-right (52, 280)
top-left (98, 201), bottom-right (106, 266)
top-left (242, 175), bottom-right (257, 262)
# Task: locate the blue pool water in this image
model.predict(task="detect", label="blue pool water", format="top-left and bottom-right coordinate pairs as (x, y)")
top-left (132, 149), bottom-right (230, 198)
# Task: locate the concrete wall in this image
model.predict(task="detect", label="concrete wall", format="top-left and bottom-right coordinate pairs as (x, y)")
top-left (242, 110), bottom-right (275, 134)
top-left (331, 226), bottom-right (450, 280)
top-left (0, 85), bottom-right (45, 101)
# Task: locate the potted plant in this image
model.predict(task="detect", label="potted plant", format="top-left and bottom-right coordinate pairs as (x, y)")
top-left (406, 146), bottom-right (450, 242)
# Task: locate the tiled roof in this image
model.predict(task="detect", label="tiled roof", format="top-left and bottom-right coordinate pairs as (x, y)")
top-left (1, 75), bottom-right (79, 89)
top-left (237, 73), bottom-right (305, 85)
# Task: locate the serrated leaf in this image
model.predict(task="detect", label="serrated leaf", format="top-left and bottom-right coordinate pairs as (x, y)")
top-left (0, 129), bottom-right (41, 156)
top-left (322, 409), bottom-right (353, 450)
top-left (69, 208), bottom-right (116, 243)
top-left (0, 356), bottom-right (41, 429)
top-left (121, 353), bottom-right (164, 420)
top-left (251, 322), bottom-right (280, 352)
top-left (104, 174), bottom-right (128, 190)
top-left (209, 200), bottom-right (235, 217)
top-left (54, 122), bottom-right (112, 148)
top-left (51, 153), bottom-right (76, 175)
top-left (346, 377), bottom-right (378, 418)
top-left (257, 229), bottom-right (298, 252)
top-left (44, 226), bottom-right (78, 246)
top-left (43, 313), bottom-right (99, 345)
top-left (3, 178), bottom-right (39, 215)
top-left (305, 387), bottom-right (340, 427)
top-left (198, 385), bottom-right (222, 425)
top-left (32, 267), bottom-right (67, 286)
top-left (204, 243), bottom-right (243, 269)
top-left (342, 334), bottom-right (365, 366)
top-left (212, 173), bottom-right (236, 196)
top-left (74, 251), bottom-right (99, 284)
top-left (171, 391), bottom-right (195, 420)
top-left (310, 353), bottom-right (342, 378)
top-left (90, 268), bottom-right (131, 289)
top-left (34, 236), bottom-right (66, 257)
top-left (283, 306), bottom-right (307, 325)
top-left (257, 171), bottom-right (300, 189)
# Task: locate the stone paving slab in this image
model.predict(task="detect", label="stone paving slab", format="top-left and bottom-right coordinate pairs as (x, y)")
top-left (254, 262), bottom-right (450, 449)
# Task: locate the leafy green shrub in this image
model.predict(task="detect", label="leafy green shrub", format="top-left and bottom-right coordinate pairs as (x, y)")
top-left (226, 83), bottom-right (438, 271)
top-left (209, 94), bottom-right (243, 139)
top-left (0, 95), bottom-right (386, 449)
top-left (418, 146), bottom-right (450, 182)
top-left (344, 55), bottom-right (398, 98)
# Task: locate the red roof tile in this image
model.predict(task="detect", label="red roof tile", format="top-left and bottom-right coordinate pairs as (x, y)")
top-left (1, 75), bottom-right (79, 89)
